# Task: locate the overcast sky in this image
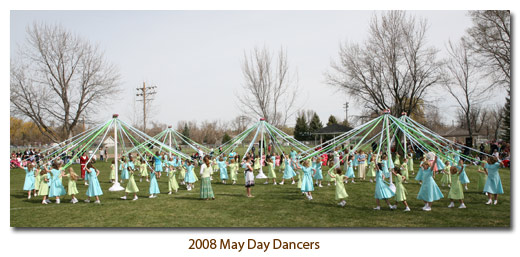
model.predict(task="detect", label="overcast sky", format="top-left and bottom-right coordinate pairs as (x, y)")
top-left (10, 10), bottom-right (507, 128)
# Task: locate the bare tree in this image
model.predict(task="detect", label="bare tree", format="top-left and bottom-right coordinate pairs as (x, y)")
top-left (230, 115), bottom-right (253, 133)
top-left (444, 38), bottom-right (487, 145)
top-left (326, 11), bottom-right (442, 117)
top-left (237, 46), bottom-right (299, 127)
top-left (10, 22), bottom-right (120, 142)
top-left (466, 10), bottom-right (510, 89)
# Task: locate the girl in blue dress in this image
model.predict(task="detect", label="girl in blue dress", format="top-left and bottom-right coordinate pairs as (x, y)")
top-left (345, 155), bottom-right (356, 183)
top-left (119, 156), bottom-right (129, 183)
top-left (417, 157), bottom-right (444, 211)
top-left (381, 154), bottom-right (391, 179)
top-left (457, 159), bottom-right (471, 191)
top-left (280, 157), bottom-right (296, 185)
top-left (415, 157), bottom-right (427, 184)
top-left (149, 166), bottom-right (160, 198)
top-left (153, 152), bottom-right (163, 179)
top-left (184, 160), bottom-right (196, 191)
top-left (297, 160), bottom-right (316, 200)
top-left (217, 157), bottom-right (229, 184)
top-left (23, 162), bottom-right (36, 199)
top-left (84, 163), bottom-right (103, 204)
top-left (48, 161), bottom-right (66, 204)
top-left (313, 157), bottom-right (324, 187)
top-left (374, 163), bottom-right (396, 210)
top-left (482, 156), bottom-right (504, 205)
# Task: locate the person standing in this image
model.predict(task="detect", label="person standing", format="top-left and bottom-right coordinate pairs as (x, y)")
top-left (79, 152), bottom-right (89, 185)
top-left (199, 155), bottom-right (215, 200)
top-left (358, 150), bottom-right (367, 181)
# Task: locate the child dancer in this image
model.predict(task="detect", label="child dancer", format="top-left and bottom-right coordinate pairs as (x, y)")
top-left (63, 168), bottom-right (79, 204)
top-left (139, 157), bottom-right (149, 182)
top-left (366, 155), bottom-right (376, 183)
top-left (457, 159), bottom-right (471, 191)
top-left (153, 152), bottom-right (163, 179)
top-left (84, 163), bottom-right (103, 204)
top-left (313, 157), bottom-right (323, 187)
top-left (374, 163), bottom-right (396, 210)
top-left (34, 166), bottom-right (41, 196)
top-left (357, 150), bottom-right (367, 181)
top-left (328, 167), bottom-right (348, 206)
top-left (149, 165), bottom-right (160, 198)
top-left (266, 157), bottom-right (277, 185)
top-left (109, 160), bottom-right (116, 183)
top-left (39, 169), bottom-right (51, 204)
top-left (211, 157), bottom-right (219, 181)
top-left (352, 150), bottom-right (359, 175)
top-left (199, 155), bottom-right (215, 200)
top-left (447, 166), bottom-right (466, 208)
top-left (280, 156), bottom-right (296, 185)
top-left (120, 156), bottom-right (129, 183)
top-left (48, 161), bottom-right (66, 204)
top-left (394, 153), bottom-right (401, 167)
top-left (345, 155), bottom-right (355, 183)
top-left (408, 153), bottom-right (415, 175)
top-left (23, 162), bottom-right (36, 199)
top-left (440, 160), bottom-right (452, 187)
top-left (167, 158), bottom-right (179, 194)
top-left (243, 156), bottom-right (255, 198)
top-left (323, 160), bottom-right (334, 186)
top-left (299, 160), bottom-right (316, 200)
top-left (217, 157), bottom-right (229, 184)
top-left (176, 157), bottom-right (185, 185)
top-left (417, 157), bottom-right (444, 211)
top-left (482, 156), bottom-right (504, 205)
top-left (476, 163), bottom-right (488, 193)
top-left (392, 167), bottom-right (410, 211)
top-left (400, 158), bottom-right (409, 184)
top-left (184, 160), bottom-right (196, 190)
top-left (228, 159), bottom-right (239, 185)
top-left (120, 160), bottom-right (139, 200)
top-left (415, 157), bottom-right (427, 184)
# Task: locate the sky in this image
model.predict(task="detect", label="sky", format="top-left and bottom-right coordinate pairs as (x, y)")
top-left (10, 10), bottom-right (507, 128)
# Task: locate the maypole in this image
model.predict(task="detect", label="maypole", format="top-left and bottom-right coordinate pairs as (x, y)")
top-left (257, 118), bottom-right (267, 179)
top-left (383, 110), bottom-right (395, 190)
top-left (168, 125), bottom-right (172, 157)
top-left (109, 114), bottom-right (124, 191)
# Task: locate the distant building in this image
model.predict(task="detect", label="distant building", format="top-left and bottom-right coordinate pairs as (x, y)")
top-left (312, 124), bottom-right (353, 144)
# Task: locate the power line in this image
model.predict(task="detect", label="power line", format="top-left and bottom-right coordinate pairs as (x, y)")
top-left (136, 82), bottom-right (157, 133)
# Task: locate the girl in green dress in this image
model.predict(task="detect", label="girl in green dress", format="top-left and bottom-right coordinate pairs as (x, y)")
top-left (63, 168), bottom-right (79, 204)
top-left (39, 169), bottom-right (51, 204)
top-left (266, 158), bottom-right (277, 185)
top-left (408, 153), bottom-right (415, 175)
top-left (476, 162), bottom-right (488, 193)
top-left (228, 159), bottom-right (239, 185)
top-left (447, 166), bottom-right (466, 208)
top-left (109, 160), bottom-right (116, 183)
top-left (323, 160), bottom-right (334, 186)
top-left (440, 161), bottom-right (452, 187)
top-left (34, 167), bottom-right (41, 196)
top-left (139, 157), bottom-right (149, 182)
top-left (121, 162), bottom-right (139, 200)
top-left (328, 167), bottom-right (348, 207)
top-left (366, 155), bottom-right (376, 183)
top-left (391, 167), bottom-right (410, 211)
top-left (400, 158), bottom-right (409, 184)
top-left (167, 158), bottom-right (179, 194)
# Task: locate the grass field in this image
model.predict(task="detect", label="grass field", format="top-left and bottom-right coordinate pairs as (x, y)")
top-left (10, 159), bottom-right (510, 227)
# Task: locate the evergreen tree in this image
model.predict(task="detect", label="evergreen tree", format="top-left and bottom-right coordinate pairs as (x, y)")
top-left (309, 113), bottom-right (323, 134)
top-left (294, 114), bottom-right (310, 141)
top-left (327, 115), bottom-right (338, 126)
top-left (500, 89), bottom-right (510, 142)
top-left (182, 123), bottom-right (190, 138)
top-left (222, 132), bottom-right (231, 143)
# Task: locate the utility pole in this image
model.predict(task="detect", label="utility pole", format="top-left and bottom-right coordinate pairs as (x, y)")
top-left (136, 82), bottom-right (157, 133)
top-left (343, 101), bottom-right (349, 125)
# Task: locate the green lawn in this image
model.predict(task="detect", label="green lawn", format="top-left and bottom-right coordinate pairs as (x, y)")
top-left (10, 159), bottom-right (510, 227)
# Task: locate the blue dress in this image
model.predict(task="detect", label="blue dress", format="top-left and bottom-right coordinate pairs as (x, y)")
top-left (346, 160), bottom-right (355, 178)
top-left (353, 154), bottom-right (359, 167)
top-left (374, 170), bottom-right (395, 199)
top-left (282, 159), bottom-right (296, 179)
top-left (153, 156), bottom-right (163, 172)
top-left (417, 168), bottom-right (444, 202)
top-left (313, 162), bottom-right (323, 180)
top-left (382, 160), bottom-right (390, 178)
top-left (457, 165), bottom-right (470, 184)
top-left (300, 166), bottom-right (314, 192)
top-left (415, 166), bottom-right (424, 181)
top-left (483, 163), bottom-right (504, 194)
top-left (120, 162), bottom-right (129, 180)
top-left (48, 169), bottom-right (66, 197)
top-left (23, 167), bottom-right (35, 191)
top-left (86, 168), bottom-right (103, 197)
top-left (184, 164), bottom-right (196, 183)
top-left (217, 160), bottom-right (229, 180)
top-left (149, 171), bottom-right (160, 195)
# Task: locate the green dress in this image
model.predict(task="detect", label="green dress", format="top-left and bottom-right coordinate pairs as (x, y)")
top-left (110, 164), bottom-right (116, 180)
top-left (140, 163), bottom-right (148, 177)
top-left (323, 168), bottom-right (334, 182)
top-left (401, 163), bottom-right (409, 180)
top-left (125, 171), bottom-right (139, 193)
top-left (63, 174), bottom-right (79, 195)
top-left (333, 174), bottom-right (348, 200)
top-left (394, 155), bottom-right (401, 166)
top-left (366, 162), bottom-right (376, 177)
top-left (394, 174), bottom-right (407, 202)
top-left (440, 165), bottom-right (452, 185)
top-left (168, 169), bottom-right (179, 192)
top-left (229, 163), bottom-right (238, 181)
top-left (297, 169), bottom-right (304, 188)
top-left (448, 173), bottom-right (464, 200)
top-left (267, 163), bottom-right (276, 179)
top-left (39, 174), bottom-right (50, 196)
top-left (477, 172), bottom-right (488, 192)
top-left (408, 158), bottom-right (414, 172)
top-left (34, 173), bottom-right (41, 191)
